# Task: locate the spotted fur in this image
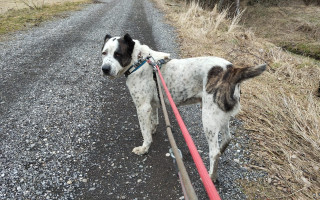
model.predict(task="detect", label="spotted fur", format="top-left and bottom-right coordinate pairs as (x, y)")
top-left (100, 33), bottom-right (266, 182)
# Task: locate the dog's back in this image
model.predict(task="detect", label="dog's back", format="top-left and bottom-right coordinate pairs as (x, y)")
top-left (160, 57), bottom-right (265, 112)
top-left (161, 57), bottom-right (232, 106)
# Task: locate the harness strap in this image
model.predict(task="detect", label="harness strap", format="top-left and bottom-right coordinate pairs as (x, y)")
top-left (148, 57), bottom-right (169, 103)
top-left (153, 71), bottom-right (161, 102)
top-left (157, 59), bottom-right (167, 66)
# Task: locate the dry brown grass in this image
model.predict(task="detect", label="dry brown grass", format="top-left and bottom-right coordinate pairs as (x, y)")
top-left (154, 0), bottom-right (320, 199)
top-left (0, 0), bottom-right (92, 37)
top-left (0, 0), bottom-right (89, 14)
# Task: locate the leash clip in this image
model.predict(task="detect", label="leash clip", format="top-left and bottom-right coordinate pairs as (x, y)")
top-left (146, 56), bottom-right (159, 71)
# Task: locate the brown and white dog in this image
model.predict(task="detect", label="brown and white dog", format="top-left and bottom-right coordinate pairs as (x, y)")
top-left (100, 33), bottom-right (266, 181)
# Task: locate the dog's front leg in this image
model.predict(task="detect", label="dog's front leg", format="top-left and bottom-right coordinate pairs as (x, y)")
top-left (132, 103), bottom-right (153, 155)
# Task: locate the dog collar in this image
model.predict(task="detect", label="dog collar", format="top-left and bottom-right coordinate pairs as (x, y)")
top-left (125, 52), bottom-right (146, 77)
top-left (124, 58), bottom-right (148, 77)
top-left (124, 54), bottom-right (170, 77)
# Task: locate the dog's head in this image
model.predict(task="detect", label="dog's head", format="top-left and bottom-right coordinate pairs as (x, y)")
top-left (101, 33), bottom-right (135, 78)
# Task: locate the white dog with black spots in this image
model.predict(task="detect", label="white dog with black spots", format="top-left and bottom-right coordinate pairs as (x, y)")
top-left (100, 33), bottom-right (266, 182)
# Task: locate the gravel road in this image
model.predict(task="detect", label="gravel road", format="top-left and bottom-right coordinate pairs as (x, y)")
top-left (0, 0), bottom-right (264, 199)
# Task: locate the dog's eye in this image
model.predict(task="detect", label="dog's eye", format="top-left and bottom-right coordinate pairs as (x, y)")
top-left (102, 51), bottom-right (107, 56)
top-left (114, 52), bottom-right (121, 58)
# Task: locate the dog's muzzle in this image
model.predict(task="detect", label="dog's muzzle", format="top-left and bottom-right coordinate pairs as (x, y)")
top-left (101, 64), bottom-right (111, 75)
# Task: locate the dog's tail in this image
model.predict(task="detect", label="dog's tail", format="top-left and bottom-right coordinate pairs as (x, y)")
top-left (206, 64), bottom-right (267, 112)
top-left (232, 64), bottom-right (267, 83)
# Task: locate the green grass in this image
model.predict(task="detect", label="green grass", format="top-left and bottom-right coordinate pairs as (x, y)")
top-left (0, 0), bottom-right (92, 37)
top-left (281, 42), bottom-right (320, 60)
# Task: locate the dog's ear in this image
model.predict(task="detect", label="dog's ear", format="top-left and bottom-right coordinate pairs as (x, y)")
top-left (124, 33), bottom-right (135, 54)
top-left (124, 33), bottom-right (133, 43)
top-left (104, 34), bottom-right (112, 43)
top-left (102, 34), bottom-right (112, 51)
top-left (235, 64), bottom-right (266, 83)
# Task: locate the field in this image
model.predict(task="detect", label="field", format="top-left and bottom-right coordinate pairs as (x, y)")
top-left (155, 0), bottom-right (320, 199)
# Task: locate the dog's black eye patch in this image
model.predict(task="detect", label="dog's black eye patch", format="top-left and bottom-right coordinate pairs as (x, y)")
top-left (114, 52), bottom-right (122, 58)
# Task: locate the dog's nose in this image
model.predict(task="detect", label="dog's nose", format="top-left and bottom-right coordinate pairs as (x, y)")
top-left (101, 64), bottom-right (111, 75)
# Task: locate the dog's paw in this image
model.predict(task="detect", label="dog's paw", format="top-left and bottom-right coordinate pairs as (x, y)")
top-left (209, 172), bottom-right (217, 183)
top-left (132, 146), bottom-right (148, 155)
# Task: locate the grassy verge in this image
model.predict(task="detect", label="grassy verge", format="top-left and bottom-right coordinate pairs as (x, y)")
top-left (242, 3), bottom-right (320, 60)
top-left (0, 0), bottom-right (92, 37)
top-left (154, 0), bottom-right (320, 199)
top-left (281, 42), bottom-right (320, 60)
